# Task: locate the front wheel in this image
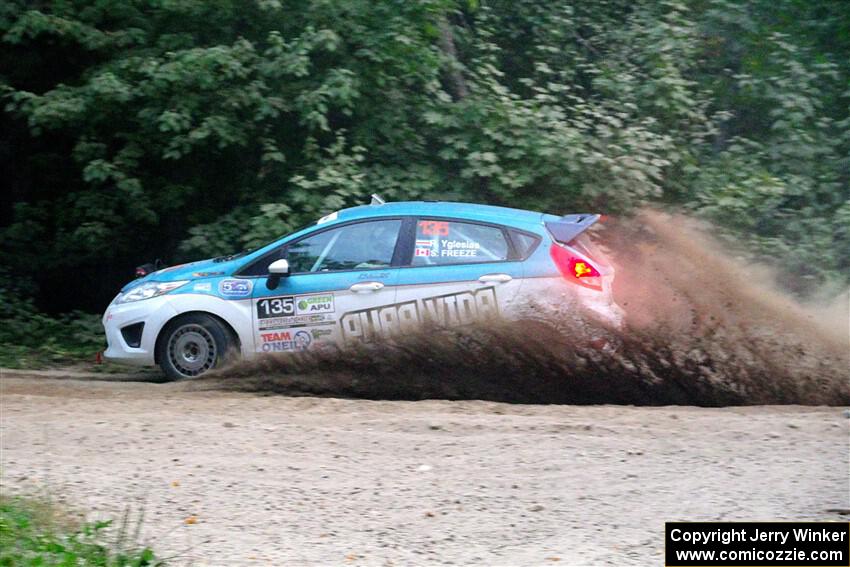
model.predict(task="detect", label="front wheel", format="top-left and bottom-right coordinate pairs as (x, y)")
top-left (157, 314), bottom-right (234, 380)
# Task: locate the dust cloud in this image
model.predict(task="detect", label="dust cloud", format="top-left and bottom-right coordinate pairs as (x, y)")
top-left (209, 210), bottom-right (849, 406)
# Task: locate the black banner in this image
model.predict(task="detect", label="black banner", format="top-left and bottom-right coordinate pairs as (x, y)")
top-left (666, 522), bottom-right (849, 566)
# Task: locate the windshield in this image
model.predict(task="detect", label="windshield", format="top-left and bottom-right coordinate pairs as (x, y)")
top-left (215, 220), bottom-right (322, 263)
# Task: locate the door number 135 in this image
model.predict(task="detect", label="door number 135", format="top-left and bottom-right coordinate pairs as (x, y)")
top-left (257, 296), bottom-right (294, 318)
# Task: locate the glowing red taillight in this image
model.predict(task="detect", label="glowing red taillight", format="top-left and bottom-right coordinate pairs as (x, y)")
top-left (550, 244), bottom-right (602, 289)
top-left (572, 260), bottom-right (599, 279)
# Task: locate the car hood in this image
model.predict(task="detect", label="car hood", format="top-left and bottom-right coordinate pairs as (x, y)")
top-left (120, 257), bottom-right (240, 292)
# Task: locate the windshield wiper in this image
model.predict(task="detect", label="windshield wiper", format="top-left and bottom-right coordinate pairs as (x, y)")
top-left (213, 251), bottom-right (247, 263)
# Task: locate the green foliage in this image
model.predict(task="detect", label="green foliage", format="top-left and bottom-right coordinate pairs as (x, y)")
top-left (0, 0), bottom-right (847, 315)
top-left (0, 270), bottom-right (104, 367)
top-left (0, 495), bottom-right (161, 566)
top-left (688, 5), bottom-right (850, 291)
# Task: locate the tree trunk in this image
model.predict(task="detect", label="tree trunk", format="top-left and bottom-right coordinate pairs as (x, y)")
top-left (438, 16), bottom-right (468, 100)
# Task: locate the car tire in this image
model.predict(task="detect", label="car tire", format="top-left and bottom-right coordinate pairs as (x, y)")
top-left (157, 313), bottom-right (235, 380)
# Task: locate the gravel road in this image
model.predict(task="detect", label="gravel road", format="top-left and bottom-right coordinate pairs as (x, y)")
top-left (1, 372), bottom-right (848, 566)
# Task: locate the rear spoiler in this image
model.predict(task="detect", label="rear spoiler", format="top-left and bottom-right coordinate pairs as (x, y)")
top-left (544, 213), bottom-right (600, 244)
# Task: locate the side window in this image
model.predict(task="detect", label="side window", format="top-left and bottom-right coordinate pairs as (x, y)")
top-left (412, 219), bottom-right (509, 266)
top-left (509, 230), bottom-right (540, 259)
top-left (287, 219), bottom-right (401, 273)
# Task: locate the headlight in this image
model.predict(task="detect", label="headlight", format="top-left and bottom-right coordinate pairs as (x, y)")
top-left (115, 281), bottom-right (189, 304)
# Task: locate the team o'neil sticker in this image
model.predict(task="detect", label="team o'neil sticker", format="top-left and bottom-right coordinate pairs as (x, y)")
top-left (218, 278), bottom-right (252, 298)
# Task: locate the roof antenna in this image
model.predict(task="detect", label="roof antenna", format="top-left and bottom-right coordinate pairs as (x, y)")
top-left (370, 194), bottom-right (386, 205)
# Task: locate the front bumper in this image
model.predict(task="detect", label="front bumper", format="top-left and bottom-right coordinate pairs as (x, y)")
top-left (102, 295), bottom-right (179, 366)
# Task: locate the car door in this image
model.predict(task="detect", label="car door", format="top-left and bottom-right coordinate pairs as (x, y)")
top-left (393, 218), bottom-right (525, 328)
top-left (250, 218), bottom-right (403, 352)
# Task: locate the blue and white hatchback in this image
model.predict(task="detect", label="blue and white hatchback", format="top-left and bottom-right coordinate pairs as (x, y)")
top-left (103, 198), bottom-right (624, 379)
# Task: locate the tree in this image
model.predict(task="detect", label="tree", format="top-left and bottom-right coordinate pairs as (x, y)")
top-left (1, 0), bottom-right (847, 312)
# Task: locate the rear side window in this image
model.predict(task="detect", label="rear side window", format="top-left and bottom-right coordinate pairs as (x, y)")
top-left (412, 219), bottom-right (509, 266)
top-left (509, 230), bottom-right (540, 259)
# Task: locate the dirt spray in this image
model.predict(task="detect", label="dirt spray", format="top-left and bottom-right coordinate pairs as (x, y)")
top-left (209, 210), bottom-right (849, 406)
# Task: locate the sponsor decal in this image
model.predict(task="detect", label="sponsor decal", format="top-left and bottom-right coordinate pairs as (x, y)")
top-left (193, 282), bottom-right (212, 292)
top-left (257, 293), bottom-right (334, 320)
top-left (260, 330), bottom-right (296, 352)
top-left (257, 295), bottom-right (336, 330)
top-left (294, 330), bottom-right (312, 349)
top-left (193, 271), bottom-right (224, 277)
top-left (259, 330), bottom-right (312, 352)
top-left (219, 279), bottom-right (252, 297)
top-left (359, 271), bottom-right (390, 280)
top-left (418, 220), bottom-right (449, 236)
top-left (257, 313), bottom-right (334, 331)
top-left (439, 238), bottom-right (480, 258)
top-left (257, 295), bottom-right (295, 318)
top-left (310, 328), bottom-right (333, 340)
top-left (296, 294), bottom-right (334, 315)
top-left (414, 237), bottom-right (480, 259)
top-left (414, 239), bottom-right (439, 257)
top-left (443, 239), bottom-right (480, 251)
top-left (340, 286), bottom-right (499, 342)
top-left (341, 300), bottom-right (418, 342)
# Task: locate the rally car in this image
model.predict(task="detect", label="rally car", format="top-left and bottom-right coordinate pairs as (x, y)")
top-left (103, 198), bottom-right (624, 379)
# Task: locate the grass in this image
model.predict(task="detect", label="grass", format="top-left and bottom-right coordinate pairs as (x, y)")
top-left (0, 308), bottom-right (106, 370)
top-left (0, 345), bottom-right (96, 370)
top-left (0, 494), bottom-right (162, 566)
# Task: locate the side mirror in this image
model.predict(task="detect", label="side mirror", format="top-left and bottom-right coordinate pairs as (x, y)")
top-left (266, 259), bottom-right (290, 290)
top-left (269, 259), bottom-right (290, 275)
